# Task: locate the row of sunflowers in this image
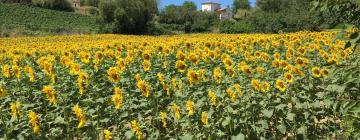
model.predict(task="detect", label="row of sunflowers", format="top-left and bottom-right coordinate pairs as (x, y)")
top-left (0, 30), bottom-right (359, 139)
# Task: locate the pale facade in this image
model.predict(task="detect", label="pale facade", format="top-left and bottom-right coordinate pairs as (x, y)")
top-left (72, 0), bottom-right (81, 8)
top-left (201, 2), bottom-right (232, 20)
top-left (201, 2), bottom-right (221, 12)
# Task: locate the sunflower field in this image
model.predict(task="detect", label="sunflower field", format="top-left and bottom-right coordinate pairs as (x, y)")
top-left (0, 29), bottom-right (359, 139)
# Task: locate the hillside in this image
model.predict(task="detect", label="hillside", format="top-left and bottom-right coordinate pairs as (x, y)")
top-left (0, 3), bottom-right (99, 37)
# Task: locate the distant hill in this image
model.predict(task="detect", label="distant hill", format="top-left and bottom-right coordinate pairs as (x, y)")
top-left (0, 3), bottom-right (99, 37)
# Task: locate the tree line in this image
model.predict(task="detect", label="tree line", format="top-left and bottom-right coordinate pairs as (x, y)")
top-left (1, 0), bottom-right (359, 34)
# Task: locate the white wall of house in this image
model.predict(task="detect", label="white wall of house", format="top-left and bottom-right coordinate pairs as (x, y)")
top-left (201, 3), bottom-right (220, 12)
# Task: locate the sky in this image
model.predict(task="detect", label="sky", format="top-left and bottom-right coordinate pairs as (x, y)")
top-left (159, 0), bottom-right (257, 10)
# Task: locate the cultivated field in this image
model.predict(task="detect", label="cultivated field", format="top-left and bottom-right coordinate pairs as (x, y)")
top-left (0, 31), bottom-right (359, 139)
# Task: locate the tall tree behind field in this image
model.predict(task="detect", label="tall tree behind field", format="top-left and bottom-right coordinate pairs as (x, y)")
top-left (312, 0), bottom-right (360, 27)
top-left (233, 0), bottom-right (250, 13)
top-left (0, 0), bottom-right (31, 4)
top-left (84, 0), bottom-right (100, 7)
top-left (32, 0), bottom-right (74, 11)
top-left (98, 0), bottom-right (158, 34)
top-left (256, 0), bottom-right (289, 12)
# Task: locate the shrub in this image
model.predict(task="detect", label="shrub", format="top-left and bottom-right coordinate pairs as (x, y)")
top-left (32, 0), bottom-right (74, 12)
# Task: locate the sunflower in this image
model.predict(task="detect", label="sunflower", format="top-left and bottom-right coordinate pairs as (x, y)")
top-left (273, 52), bottom-right (281, 60)
top-left (272, 60), bottom-right (281, 68)
top-left (223, 57), bottom-right (233, 67)
top-left (11, 65), bottom-right (21, 79)
top-left (226, 88), bottom-right (236, 101)
top-left (208, 90), bottom-right (217, 106)
top-left (171, 103), bottom-right (181, 120)
top-left (142, 60), bottom-right (151, 72)
top-left (2, 64), bottom-right (11, 78)
top-left (142, 51), bottom-right (151, 61)
top-left (275, 79), bottom-right (286, 92)
top-left (176, 50), bottom-right (186, 61)
top-left (160, 112), bottom-right (167, 128)
top-left (254, 51), bottom-right (262, 59)
top-left (107, 67), bottom-right (120, 83)
top-left (213, 67), bottom-right (222, 84)
top-left (297, 46), bottom-right (306, 55)
top-left (292, 66), bottom-right (305, 77)
top-left (311, 67), bottom-right (321, 78)
top-left (72, 105), bottom-right (86, 128)
top-left (104, 129), bottom-right (112, 140)
top-left (284, 72), bottom-right (294, 83)
top-left (187, 69), bottom-right (199, 85)
top-left (208, 50), bottom-right (217, 60)
top-left (260, 81), bottom-right (270, 92)
top-left (321, 68), bottom-right (329, 78)
top-left (0, 86), bottom-right (5, 98)
top-left (137, 80), bottom-right (151, 97)
top-left (112, 87), bottom-right (123, 110)
top-left (251, 79), bottom-right (261, 91)
top-left (117, 58), bottom-right (126, 72)
top-left (241, 65), bottom-right (253, 76)
top-left (201, 112), bottom-right (209, 125)
top-left (28, 111), bottom-right (40, 134)
top-left (256, 67), bottom-right (265, 76)
top-left (10, 101), bottom-right (21, 117)
top-left (175, 60), bottom-right (187, 73)
top-left (225, 66), bottom-right (236, 78)
top-left (186, 100), bottom-right (194, 116)
top-left (79, 51), bottom-right (91, 64)
top-left (188, 52), bottom-right (199, 65)
top-left (42, 86), bottom-right (57, 104)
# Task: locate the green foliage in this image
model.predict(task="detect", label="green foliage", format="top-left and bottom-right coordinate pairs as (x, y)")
top-left (98, 0), bottom-right (116, 23)
top-left (98, 0), bottom-right (158, 34)
top-left (256, 0), bottom-right (290, 12)
top-left (0, 3), bottom-right (99, 36)
top-left (233, 0), bottom-right (250, 13)
top-left (159, 1), bottom-right (197, 25)
top-left (84, 0), bottom-right (99, 7)
top-left (32, 0), bottom-right (74, 12)
top-left (158, 1), bottom-right (219, 33)
top-left (0, 0), bottom-right (31, 4)
top-left (228, 0), bottom-right (318, 33)
top-left (219, 20), bottom-right (255, 33)
top-left (312, 0), bottom-right (360, 28)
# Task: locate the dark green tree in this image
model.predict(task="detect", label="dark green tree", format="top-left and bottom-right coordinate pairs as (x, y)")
top-left (98, 0), bottom-right (158, 34)
top-left (256, 0), bottom-right (289, 12)
top-left (312, 0), bottom-right (360, 28)
top-left (233, 0), bottom-right (250, 13)
top-left (182, 1), bottom-right (197, 11)
top-left (84, 0), bottom-right (100, 7)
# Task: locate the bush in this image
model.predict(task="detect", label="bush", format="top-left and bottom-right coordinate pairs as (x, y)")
top-left (219, 20), bottom-right (236, 33)
top-left (98, 0), bottom-right (157, 34)
top-left (32, 0), bottom-right (74, 12)
top-left (233, 20), bottom-right (256, 33)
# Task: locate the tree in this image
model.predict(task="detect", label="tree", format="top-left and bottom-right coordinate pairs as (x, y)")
top-left (312, 0), bottom-right (360, 28)
top-left (32, 0), bottom-right (74, 11)
top-left (84, 0), bottom-right (100, 7)
top-left (233, 0), bottom-right (250, 13)
top-left (256, 0), bottom-right (289, 12)
top-left (183, 1), bottom-right (197, 11)
top-left (98, 0), bottom-right (158, 34)
top-left (159, 1), bottom-right (196, 25)
top-left (98, 0), bottom-right (116, 23)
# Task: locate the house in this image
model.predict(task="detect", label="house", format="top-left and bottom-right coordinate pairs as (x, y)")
top-left (201, 1), bottom-right (232, 20)
top-left (201, 1), bottom-right (221, 12)
top-left (72, 0), bottom-right (81, 8)
top-left (215, 6), bottom-right (233, 20)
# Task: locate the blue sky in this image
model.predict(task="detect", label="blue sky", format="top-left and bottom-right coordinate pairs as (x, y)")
top-left (159, 0), bottom-right (257, 9)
